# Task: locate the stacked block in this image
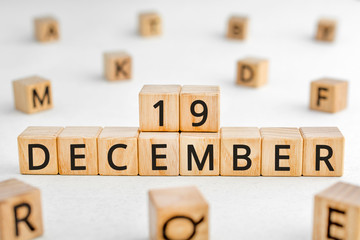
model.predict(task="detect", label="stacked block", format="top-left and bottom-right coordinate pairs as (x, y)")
top-left (103, 51), bottom-right (132, 81)
top-left (236, 57), bottom-right (269, 88)
top-left (315, 18), bottom-right (337, 42)
top-left (34, 16), bottom-right (59, 43)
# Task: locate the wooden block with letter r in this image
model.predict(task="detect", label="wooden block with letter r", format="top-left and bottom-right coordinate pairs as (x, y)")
top-left (227, 16), bottom-right (249, 40)
top-left (315, 18), bottom-right (337, 42)
top-left (104, 51), bottom-right (132, 81)
top-left (237, 57), bottom-right (269, 88)
top-left (139, 12), bottom-right (162, 37)
top-left (34, 16), bottom-right (59, 42)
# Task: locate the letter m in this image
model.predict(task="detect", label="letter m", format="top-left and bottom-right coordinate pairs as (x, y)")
top-left (33, 86), bottom-right (50, 108)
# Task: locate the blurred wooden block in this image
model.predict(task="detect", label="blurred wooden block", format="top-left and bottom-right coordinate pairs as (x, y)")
top-left (237, 57), bottom-right (269, 88)
top-left (180, 86), bottom-right (220, 132)
top-left (98, 127), bottom-right (139, 176)
top-left (13, 76), bottom-right (53, 114)
top-left (138, 132), bottom-right (179, 176)
top-left (300, 127), bottom-right (344, 177)
top-left (57, 127), bottom-right (102, 175)
top-left (0, 179), bottom-right (43, 240)
top-left (34, 16), bottom-right (59, 42)
top-left (227, 16), bottom-right (248, 40)
top-left (313, 182), bottom-right (360, 240)
top-left (316, 18), bottom-right (337, 42)
top-left (103, 51), bottom-right (132, 81)
top-left (220, 127), bottom-right (261, 176)
top-left (139, 85), bottom-right (181, 131)
top-left (180, 132), bottom-right (220, 176)
top-left (310, 78), bottom-right (348, 113)
top-left (139, 12), bottom-right (162, 37)
top-left (149, 186), bottom-right (208, 240)
top-left (260, 128), bottom-right (303, 176)
top-left (18, 127), bottom-right (63, 175)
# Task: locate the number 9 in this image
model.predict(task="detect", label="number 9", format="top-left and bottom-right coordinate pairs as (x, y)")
top-left (190, 100), bottom-right (208, 127)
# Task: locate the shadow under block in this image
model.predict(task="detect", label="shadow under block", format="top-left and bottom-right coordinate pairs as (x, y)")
top-left (98, 127), bottom-right (139, 176)
top-left (313, 182), bottom-right (360, 240)
top-left (180, 86), bottom-right (220, 132)
top-left (138, 132), bottom-right (179, 176)
top-left (149, 186), bottom-right (208, 240)
top-left (260, 128), bottom-right (303, 176)
top-left (0, 179), bottom-right (43, 240)
top-left (103, 51), bottom-right (132, 81)
top-left (180, 132), bottom-right (220, 176)
top-left (227, 16), bottom-right (248, 40)
top-left (300, 127), bottom-right (344, 177)
top-left (310, 78), bottom-right (348, 113)
top-left (139, 12), bottom-right (162, 37)
top-left (34, 16), bottom-right (59, 42)
top-left (57, 127), bottom-right (102, 175)
top-left (221, 127), bottom-right (261, 176)
top-left (237, 57), bottom-right (269, 88)
top-left (315, 18), bottom-right (337, 42)
top-left (13, 76), bottom-right (53, 114)
top-left (18, 127), bottom-right (63, 175)
top-left (139, 85), bottom-right (181, 132)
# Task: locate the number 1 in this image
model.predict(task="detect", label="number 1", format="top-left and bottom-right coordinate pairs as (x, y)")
top-left (153, 100), bottom-right (164, 126)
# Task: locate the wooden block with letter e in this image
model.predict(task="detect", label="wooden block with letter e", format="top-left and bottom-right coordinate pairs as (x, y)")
top-left (227, 16), bottom-right (249, 40)
top-left (104, 51), bottom-right (132, 81)
top-left (57, 127), bottom-right (102, 175)
top-left (139, 12), bottom-right (162, 37)
top-left (13, 76), bottom-right (53, 114)
top-left (313, 182), bottom-right (360, 240)
top-left (34, 16), bottom-right (59, 42)
top-left (237, 57), bottom-right (269, 88)
top-left (139, 85), bottom-right (181, 132)
top-left (310, 78), bottom-right (348, 113)
top-left (149, 186), bottom-right (208, 240)
top-left (0, 179), bottom-right (43, 240)
top-left (315, 18), bottom-right (337, 42)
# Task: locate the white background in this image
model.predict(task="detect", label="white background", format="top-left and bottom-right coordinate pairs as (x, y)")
top-left (1, 0), bottom-right (360, 239)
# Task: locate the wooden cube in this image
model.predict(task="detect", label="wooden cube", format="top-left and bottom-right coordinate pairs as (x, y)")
top-left (0, 179), bottom-right (43, 240)
top-left (310, 78), bottom-right (348, 113)
top-left (180, 86), bottom-right (220, 132)
top-left (57, 127), bottom-right (102, 175)
top-left (104, 51), bottom-right (132, 81)
top-left (139, 12), bottom-right (162, 37)
top-left (237, 57), bottom-right (269, 88)
top-left (18, 127), bottom-right (63, 175)
top-left (139, 85), bottom-right (181, 132)
top-left (260, 128), bottom-right (303, 176)
top-left (227, 16), bottom-right (249, 40)
top-left (98, 127), bottom-right (139, 176)
top-left (300, 127), bottom-right (344, 177)
top-left (313, 182), bottom-right (360, 240)
top-left (221, 127), bottom-right (261, 176)
top-left (34, 16), bottom-right (59, 42)
top-left (149, 186), bottom-right (208, 240)
top-left (13, 76), bottom-right (53, 114)
top-left (315, 18), bottom-right (337, 42)
top-left (180, 132), bottom-right (220, 176)
top-left (138, 132), bottom-right (179, 176)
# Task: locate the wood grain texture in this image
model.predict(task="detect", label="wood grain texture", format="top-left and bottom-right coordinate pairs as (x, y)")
top-left (227, 16), bottom-right (248, 40)
top-left (34, 16), bottom-right (59, 42)
top-left (103, 51), bottom-right (132, 81)
top-left (236, 57), bottom-right (269, 88)
top-left (315, 18), bottom-right (337, 42)
top-left (139, 12), bottom-right (162, 37)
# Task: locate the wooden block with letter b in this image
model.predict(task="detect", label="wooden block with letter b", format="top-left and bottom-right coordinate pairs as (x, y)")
top-left (34, 16), bottom-right (59, 43)
top-left (139, 12), bottom-right (162, 37)
top-left (104, 51), bottom-right (132, 81)
top-left (227, 16), bottom-right (249, 40)
top-left (149, 186), bottom-right (208, 240)
top-left (315, 18), bottom-right (337, 42)
top-left (237, 57), bottom-right (269, 88)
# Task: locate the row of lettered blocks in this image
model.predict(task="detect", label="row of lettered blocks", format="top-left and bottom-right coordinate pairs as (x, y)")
top-left (18, 126), bottom-right (344, 176)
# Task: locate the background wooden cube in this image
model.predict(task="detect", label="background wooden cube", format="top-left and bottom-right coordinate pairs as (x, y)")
top-left (237, 57), bottom-right (269, 88)
top-left (315, 18), bottom-right (337, 42)
top-left (13, 76), bottom-right (53, 114)
top-left (260, 128), bottom-right (303, 176)
top-left (58, 127), bottom-right (102, 175)
top-left (18, 126), bottom-right (63, 175)
top-left (300, 127), bottom-right (344, 177)
top-left (180, 132), bottom-right (220, 176)
top-left (139, 12), bottom-right (162, 37)
top-left (310, 78), bottom-right (348, 113)
top-left (104, 51), bottom-right (132, 81)
top-left (221, 127), bottom-right (261, 176)
top-left (34, 16), bottom-right (59, 42)
top-left (180, 85), bottom-right (220, 132)
top-left (313, 182), bottom-right (360, 240)
top-left (138, 132), bottom-right (179, 176)
top-left (227, 16), bottom-right (249, 40)
top-left (98, 127), bottom-right (139, 176)
top-left (0, 179), bottom-right (43, 240)
top-left (139, 85), bottom-right (181, 132)
top-left (149, 186), bottom-right (208, 240)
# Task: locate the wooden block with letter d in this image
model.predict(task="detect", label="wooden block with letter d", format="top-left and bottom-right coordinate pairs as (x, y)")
top-left (237, 57), bottom-right (269, 88)
top-left (0, 179), bottom-right (43, 240)
top-left (34, 16), bottom-right (59, 43)
top-left (315, 18), bottom-right (337, 42)
top-left (149, 186), bottom-right (208, 240)
top-left (139, 12), bottom-right (162, 37)
top-left (227, 16), bottom-right (249, 40)
top-left (104, 51), bottom-right (132, 81)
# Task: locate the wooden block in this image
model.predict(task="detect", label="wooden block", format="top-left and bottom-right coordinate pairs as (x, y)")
top-left (313, 182), bottom-right (360, 240)
top-left (149, 186), bottom-right (208, 240)
top-left (315, 18), bottom-right (337, 42)
top-left (139, 12), bottom-right (162, 37)
top-left (180, 86), bottom-right (220, 132)
top-left (138, 132), bottom-right (179, 176)
top-left (103, 51), bottom-right (132, 81)
top-left (0, 179), bottom-right (43, 240)
top-left (220, 127), bottom-right (261, 176)
top-left (227, 16), bottom-right (249, 40)
top-left (18, 127), bottom-right (63, 175)
top-left (98, 127), bottom-right (139, 176)
top-left (34, 16), bottom-right (59, 42)
top-left (180, 132), bottom-right (220, 176)
top-left (310, 78), bottom-right (348, 113)
top-left (57, 127), bottom-right (102, 175)
top-left (13, 76), bottom-right (53, 114)
top-left (237, 57), bottom-right (269, 88)
top-left (300, 127), bottom-right (344, 177)
top-left (260, 128), bottom-right (303, 176)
